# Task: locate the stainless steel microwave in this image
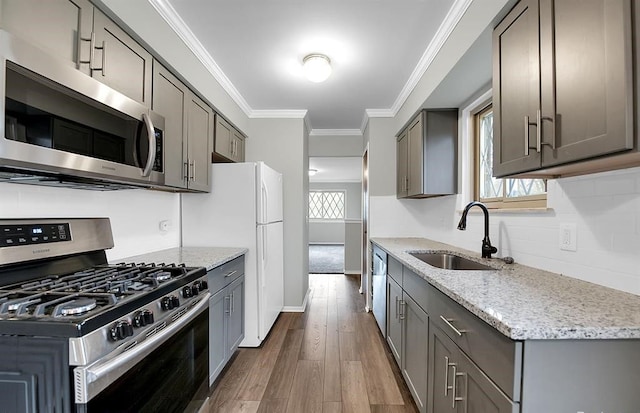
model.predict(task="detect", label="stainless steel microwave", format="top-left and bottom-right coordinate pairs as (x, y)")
top-left (0, 30), bottom-right (164, 189)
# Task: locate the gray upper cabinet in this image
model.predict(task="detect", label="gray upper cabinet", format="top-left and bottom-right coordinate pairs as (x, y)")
top-left (92, 11), bottom-right (152, 106)
top-left (152, 62), bottom-right (212, 192)
top-left (0, 0), bottom-right (153, 107)
top-left (0, 0), bottom-right (94, 73)
top-left (493, 0), bottom-right (633, 177)
top-left (396, 130), bottom-right (408, 198)
top-left (214, 115), bottom-right (246, 163)
top-left (396, 109), bottom-right (458, 198)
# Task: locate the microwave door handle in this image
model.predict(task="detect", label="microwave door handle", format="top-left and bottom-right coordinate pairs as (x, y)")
top-left (141, 113), bottom-right (156, 177)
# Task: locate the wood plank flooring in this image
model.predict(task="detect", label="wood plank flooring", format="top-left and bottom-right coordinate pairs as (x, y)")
top-left (207, 274), bottom-right (418, 413)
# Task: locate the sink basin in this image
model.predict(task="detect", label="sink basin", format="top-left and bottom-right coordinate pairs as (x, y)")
top-left (409, 252), bottom-right (495, 271)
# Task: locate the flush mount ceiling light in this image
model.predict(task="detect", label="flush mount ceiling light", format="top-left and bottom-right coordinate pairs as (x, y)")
top-left (303, 54), bottom-right (332, 83)
top-left (308, 169), bottom-right (318, 176)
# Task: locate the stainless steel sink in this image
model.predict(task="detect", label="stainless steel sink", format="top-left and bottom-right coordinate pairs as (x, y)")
top-left (409, 252), bottom-right (495, 271)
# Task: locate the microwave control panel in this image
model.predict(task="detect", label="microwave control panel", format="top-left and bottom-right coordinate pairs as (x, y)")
top-left (1, 223), bottom-right (71, 248)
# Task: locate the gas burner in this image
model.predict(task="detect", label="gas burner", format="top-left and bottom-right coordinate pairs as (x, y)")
top-left (154, 271), bottom-right (172, 282)
top-left (57, 297), bottom-right (97, 316)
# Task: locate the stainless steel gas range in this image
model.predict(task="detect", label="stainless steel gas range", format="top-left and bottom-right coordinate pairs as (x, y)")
top-left (0, 218), bottom-right (210, 413)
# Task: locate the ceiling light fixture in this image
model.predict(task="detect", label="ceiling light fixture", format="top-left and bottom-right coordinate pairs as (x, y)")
top-left (303, 54), bottom-right (332, 83)
top-left (308, 169), bottom-right (318, 176)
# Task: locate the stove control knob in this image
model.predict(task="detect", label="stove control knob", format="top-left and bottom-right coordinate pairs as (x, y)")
top-left (110, 320), bottom-right (134, 341)
top-left (162, 295), bottom-right (180, 310)
top-left (191, 282), bottom-right (200, 296)
top-left (200, 280), bottom-right (208, 291)
top-left (182, 285), bottom-right (193, 298)
top-left (133, 310), bottom-right (154, 327)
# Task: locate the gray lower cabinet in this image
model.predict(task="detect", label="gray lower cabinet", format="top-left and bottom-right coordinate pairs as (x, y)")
top-left (208, 256), bottom-right (245, 385)
top-left (152, 62), bottom-right (213, 192)
top-left (401, 293), bottom-right (429, 413)
top-left (386, 276), bottom-right (403, 365)
top-left (428, 322), bottom-right (518, 413)
top-left (396, 109), bottom-right (458, 198)
top-left (493, 0), bottom-right (634, 178)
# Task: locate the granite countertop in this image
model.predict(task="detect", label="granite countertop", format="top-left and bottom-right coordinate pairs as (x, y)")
top-left (371, 237), bottom-right (640, 341)
top-left (116, 247), bottom-right (247, 271)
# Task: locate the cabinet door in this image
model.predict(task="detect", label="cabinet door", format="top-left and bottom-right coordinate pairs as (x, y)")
top-left (92, 11), bottom-right (152, 106)
top-left (386, 277), bottom-right (403, 365)
top-left (396, 130), bottom-right (408, 198)
top-left (428, 322), bottom-right (459, 413)
top-left (232, 130), bottom-right (246, 162)
top-left (227, 275), bottom-right (245, 356)
top-left (492, 0), bottom-right (542, 177)
top-left (407, 114), bottom-right (424, 196)
top-left (402, 293), bottom-right (429, 413)
top-left (214, 115), bottom-right (233, 161)
top-left (538, 0), bottom-right (633, 167)
top-left (459, 350), bottom-right (518, 413)
top-left (209, 288), bottom-right (228, 385)
top-left (0, 0), bottom-right (93, 74)
top-left (152, 62), bottom-right (187, 189)
top-left (186, 93), bottom-right (213, 192)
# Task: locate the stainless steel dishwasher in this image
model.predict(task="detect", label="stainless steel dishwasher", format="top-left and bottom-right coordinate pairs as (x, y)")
top-left (372, 245), bottom-right (387, 335)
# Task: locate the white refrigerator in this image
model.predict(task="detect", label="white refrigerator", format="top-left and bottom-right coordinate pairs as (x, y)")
top-left (181, 162), bottom-right (284, 347)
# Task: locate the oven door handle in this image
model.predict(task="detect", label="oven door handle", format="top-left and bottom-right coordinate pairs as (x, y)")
top-left (73, 293), bottom-right (210, 404)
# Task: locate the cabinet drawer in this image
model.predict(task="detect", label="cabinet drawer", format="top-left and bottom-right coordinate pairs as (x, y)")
top-left (208, 256), bottom-right (245, 294)
top-left (402, 267), bottom-right (429, 313)
top-left (427, 286), bottom-right (522, 401)
top-left (388, 256), bottom-right (403, 284)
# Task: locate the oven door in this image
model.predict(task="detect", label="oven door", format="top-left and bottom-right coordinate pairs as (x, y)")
top-left (74, 294), bottom-right (209, 413)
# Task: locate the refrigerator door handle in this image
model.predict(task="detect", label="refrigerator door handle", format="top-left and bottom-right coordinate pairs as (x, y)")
top-left (261, 183), bottom-right (269, 223)
top-left (261, 226), bottom-right (267, 285)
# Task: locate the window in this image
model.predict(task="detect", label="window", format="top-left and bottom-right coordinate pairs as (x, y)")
top-left (475, 105), bottom-right (546, 208)
top-left (309, 191), bottom-right (345, 219)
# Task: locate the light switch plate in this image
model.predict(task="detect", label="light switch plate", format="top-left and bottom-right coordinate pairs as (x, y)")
top-left (559, 223), bottom-right (577, 251)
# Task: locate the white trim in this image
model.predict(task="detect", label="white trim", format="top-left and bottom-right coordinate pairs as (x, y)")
top-left (366, 0), bottom-right (473, 121)
top-left (283, 288), bottom-right (310, 312)
top-left (360, 113), bottom-right (370, 133)
top-left (344, 219), bottom-right (363, 224)
top-left (345, 270), bottom-right (361, 276)
top-left (148, 0), bottom-right (252, 116)
top-left (309, 129), bottom-right (363, 137)
top-left (250, 109), bottom-right (308, 119)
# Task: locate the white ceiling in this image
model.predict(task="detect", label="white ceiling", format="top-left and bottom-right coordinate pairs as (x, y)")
top-left (157, 0), bottom-right (460, 131)
top-left (309, 157), bottom-right (362, 183)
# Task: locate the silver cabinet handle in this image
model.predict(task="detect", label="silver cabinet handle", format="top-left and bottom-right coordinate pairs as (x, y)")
top-left (183, 161), bottom-right (189, 181)
top-left (140, 113), bottom-right (156, 177)
top-left (225, 270), bottom-right (237, 278)
top-left (224, 296), bottom-right (231, 314)
top-left (444, 356), bottom-right (452, 396)
top-left (539, 109), bottom-right (556, 150)
top-left (189, 160), bottom-right (195, 181)
top-left (399, 300), bottom-right (406, 320)
top-left (524, 114), bottom-right (539, 156)
top-left (230, 292), bottom-right (235, 314)
top-left (77, 32), bottom-right (94, 68)
top-left (451, 365), bottom-right (466, 408)
top-left (535, 109), bottom-right (542, 153)
top-left (101, 40), bottom-right (107, 76)
top-left (439, 315), bottom-right (465, 336)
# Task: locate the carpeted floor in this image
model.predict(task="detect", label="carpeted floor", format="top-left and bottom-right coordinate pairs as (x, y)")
top-left (309, 244), bottom-right (344, 274)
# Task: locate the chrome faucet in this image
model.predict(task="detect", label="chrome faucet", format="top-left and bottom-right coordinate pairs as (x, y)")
top-left (457, 201), bottom-right (498, 259)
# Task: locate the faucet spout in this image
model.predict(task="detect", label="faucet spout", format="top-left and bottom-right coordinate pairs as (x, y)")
top-left (457, 201), bottom-right (498, 259)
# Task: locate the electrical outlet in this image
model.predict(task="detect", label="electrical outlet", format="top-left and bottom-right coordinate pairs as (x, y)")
top-left (159, 220), bottom-right (171, 232)
top-left (559, 223), bottom-right (577, 251)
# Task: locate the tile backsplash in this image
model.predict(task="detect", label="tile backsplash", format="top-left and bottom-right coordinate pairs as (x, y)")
top-left (0, 183), bottom-right (181, 261)
top-left (370, 167), bottom-right (640, 296)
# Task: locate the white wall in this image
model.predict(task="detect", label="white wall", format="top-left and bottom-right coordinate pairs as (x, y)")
top-left (0, 183), bottom-right (180, 261)
top-left (247, 118), bottom-right (309, 309)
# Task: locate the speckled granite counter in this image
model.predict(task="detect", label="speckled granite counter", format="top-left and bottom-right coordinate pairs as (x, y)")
top-left (371, 237), bottom-right (640, 341)
top-left (116, 247), bottom-right (247, 271)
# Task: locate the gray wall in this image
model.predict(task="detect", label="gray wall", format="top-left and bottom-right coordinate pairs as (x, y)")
top-left (309, 134), bottom-right (364, 157)
top-left (247, 118), bottom-right (309, 309)
top-left (309, 181), bottom-right (362, 244)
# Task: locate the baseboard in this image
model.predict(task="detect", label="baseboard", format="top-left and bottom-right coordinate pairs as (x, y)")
top-left (345, 270), bottom-right (361, 275)
top-left (282, 288), bottom-right (310, 312)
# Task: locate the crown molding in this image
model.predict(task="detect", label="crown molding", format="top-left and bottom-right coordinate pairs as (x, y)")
top-left (309, 129), bottom-right (363, 137)
top-left (249, 110), bottom-right (308, 119)
top-left (149, 0), bottom-right (252, 116)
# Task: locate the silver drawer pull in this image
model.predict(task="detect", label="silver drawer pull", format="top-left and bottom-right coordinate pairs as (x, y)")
top-left (225, 270), bottom-right (237, 278)
top-left (444, 356), bottom-right (455, 396)
top-left (440, 315), bottom-right (465, 336)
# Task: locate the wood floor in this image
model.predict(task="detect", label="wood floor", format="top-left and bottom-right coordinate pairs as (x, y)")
top-left (207, 274), bottom-right (418, 413)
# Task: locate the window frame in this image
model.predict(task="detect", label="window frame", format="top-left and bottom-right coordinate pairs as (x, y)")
top-left (473, 104), bottom-right (547, 209)
top-left (308, 190), bottom-right (346, 220)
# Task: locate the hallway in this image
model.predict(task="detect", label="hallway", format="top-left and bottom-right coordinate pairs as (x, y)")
top-left (208, 274), bottom-right (418, 413)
